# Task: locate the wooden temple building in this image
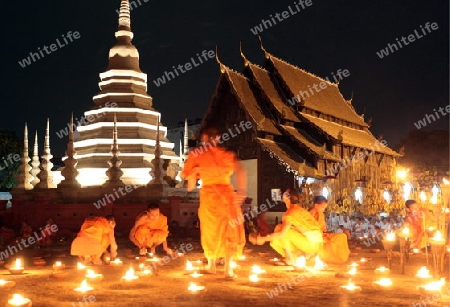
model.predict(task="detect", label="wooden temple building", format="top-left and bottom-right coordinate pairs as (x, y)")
top-left (201, 46), bottom-right (400, 213)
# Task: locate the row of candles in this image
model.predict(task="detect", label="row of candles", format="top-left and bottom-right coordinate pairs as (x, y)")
top-left (1, 253), bottom-right (448, 304)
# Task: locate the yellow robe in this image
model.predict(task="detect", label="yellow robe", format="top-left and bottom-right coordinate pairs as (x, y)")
top-left (312, 211), bottom-right (349, 264)
top-left (181, 146), bottom-right (245, 259)
top-left (270, 205), bottom-right (323, 257)
top-left (132, 214), bottom-right (169, 247)
top-left (71, 216), bottom-right (113, 256)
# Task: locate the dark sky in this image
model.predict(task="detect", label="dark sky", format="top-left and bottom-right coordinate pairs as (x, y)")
top-left (1, 0), bottom-right (448, 156)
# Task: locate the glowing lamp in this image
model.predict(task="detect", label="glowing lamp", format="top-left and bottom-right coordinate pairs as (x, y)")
top-left (295, 256), bottom-right (306, 269)
top-left (74, 280), bottom-right (93, 293)
top-left (418, 278), bottom-right (446, 295)
top-left (185, 260), bottom-right (195, 271)
top-left (85, 269), bottom-right (103, 282)
top-left (0, 279), bottom-right (16, 289)
top-left (431, 231), bottom-right (446, 245)
top-left (373, 278), bottom-right (393, 289)
top-left (230, 261), bottom-right (239, 269)
top-left (5, 294), bottom-right (32, 307)
top-left (122, 267), bottom-right (139, 282)
top-left (77, 262), bottom-right (86, 270)
top-left (188, 282), bottom-right (205, 292)
top-left (375, 266), bottom-right (390, 275)
top-left (385, 232), bottom-right (396, 241)
top-left (251, 265), bottom-right (266, 274)
top-left (348, 262), bottom-right (359, 268)
top-left (348, 267), bottom-right (357, 276)
top-left (189, 271), bottom-right (203, 278)
top-left (53, 261), bottom-right (65, 270)
top-left (9, 259), bottom-right (24, 275)
top-left (340, 280), bottom-right (361, 293)
top-left (110, 258), bottom-right (123, 266)
top-left (249, 274), bottom-right (259, 282)
top-left (238, 255), bottom-right (246, 260)
top-left (313, 256), bottom-right (327, 271)
top-left (416, 267), bottom-right (432, 279)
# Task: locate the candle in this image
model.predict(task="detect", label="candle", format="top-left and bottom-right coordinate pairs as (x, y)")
top-left (416, 267), bottom-right (432, 279)
top-left (122, 267), bottom-right (139, 282)
top-left (385, 232), bottom-right (396, 241)
top-left (6, 294), bottom-right (32, 307)
top-left (375, 266), bottom-right (390, 275)
top-left (418, 278), bottom-right (446, 295)
top-left (348, 262), bottom-right (359, 268)
top-left (230, 261), bottom-right (239, 269)
top-left (348, 267), bottom-right (357, 276)
top-left (313, 256), bottom-right (327, 271)
top-left (85, 269), bottom-right (103, 282)
top-left (53, 261), bottom-right (65, 270)
top-left (251, 265), bottom-right (266, 274)
top-left (340, 280), bottom-right (362, 293)
top-left (373, 278), bottom-right (393, 288)
top-left (238, 255), bottom-right (246, 260)
top-left (110, 258), bottom-right (123, 266)
top-left (77, 262), bottom-right (86, 270)
top-left (186, 260), bottom-right (195, 271)
top-left (188, 282), bottom-right (205, 292)
top-left (9, 259), bottom-right (24, 275)
top-left (190, 271), bottom-right (203, 278)
top-left (177, 252), bottom-right (185, 257)
top-left (0, 279), bottom-right (16, 289)
top-left (431, 231), bottom-right (446, 245)
top-left (295, 256), bottom-right (306, 269)
top-left (74, 280), bottom-right (93, 293)
top-left (249, 274), bottom-right (259, 282)
top-left (400, 227), bottom-right (411, 238)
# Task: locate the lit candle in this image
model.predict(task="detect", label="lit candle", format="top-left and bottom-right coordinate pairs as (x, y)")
top-left (416, 267), bottom-right (432, 279)
top-left (249, 274), bottom-right (259, 282)
top-left (53, 261), bottom-right (65, 270)
top-left (186, 260), bottom-right (195, 271)
top-left (177, 252), bottom-right (185, 257)
top-left (295, 256), bottom-right (306, 269)
top-left (190, 271), bottom-right (203, 278)
top-left (360, 258), bottom-right (367, 263)
top-left (418, 278), bottom-right (446, 295)
top-left (0, 279), bottom-right (16, 289)
top-left (400, 227), bottom-right (411, 238)
top-left (348, 267), bottom-right (357, 276)
top-left (348, 262), bottom-right (359, 268)
top-left (431, 231), bottom-right (446, 245)
top-left (5, 294), bottom-right (32, 307)
top-left (238, 255), bottom-right (246, 260)
top-left (313, 256), bottom-right (327, 271)
top-left (77, 262), bottom-right (86, 270)
top-left (340, 280), bottom-right (362, 293)
top-left (373, 278), bottom-right (393, 288)
top-left (122, 267), bottom-right (139, 282)
top-left (74, 280), bottom-right (93, 293)
top-left (188, 282), bottom-right (205, 292)
top-left (110, 258), bottom-right (123, 266)
top-left (9, 259), bottom-right (24, 275)
top-left (251, 265), bottom-right (266, 274)
top-left (230, 261), bottom-right (239, 269)
top-left (385, 232), bottom-right (395, 241)
top-left (85, 269), bottom-right (103, 282)
top-left (375, 266), bottom-right (390, 275)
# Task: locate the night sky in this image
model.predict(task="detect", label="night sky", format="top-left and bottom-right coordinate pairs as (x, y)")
top-left (1, 0), bottom-right (448, 156)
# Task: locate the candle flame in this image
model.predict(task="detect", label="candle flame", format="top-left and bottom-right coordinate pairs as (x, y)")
top-left (349, 262), bottom-right (359, 268)
top-left (123, 267), bottom-right (138, 280)
top-left (423, 278), bottom-right (446, 290)
top-left (186, 260), bottom-right (194, 271)
top-left (432, 231), bottom-right (444, 241)
top-left (313, 256), bottom-right (326, 270)
top-left (14, 259), bottom-right (22, 269)
top-left (188, 282), bottom-right (205, 291)
top-left (77, 262), bottom-right (86, 270)
top-left (386, 232), bottom-right (395, 241)
top-left (374, 278), bottom-right (392, 287)
top-left (190, 271), bottom-right (203, 278)
top-left (55, 261), bottom-right (61, 266)
top-left (251, 265), bottom-right (266, 274)
top-left (375, 266), bottom-right (389, 273)
top-left (249, 274), bottom-right (259, 282)
top-left (295, 256), bottom-right (306, 268)
top-left (230, 261), bottom-right (238, 269)
top-left (416, 267), bottom-right (432, 278)
top-left (341, 280), bottom-right (361, 291)
top-left (9, 294), bottom-right (30, 304)
top-left (348, 267), bottom-right (357, 275)
top-left (239, 255), bottom-right (246, 260)
top-left (0, 279), bottom-right (6, 285)
top-left (74, 280), bottom-right (93, 292)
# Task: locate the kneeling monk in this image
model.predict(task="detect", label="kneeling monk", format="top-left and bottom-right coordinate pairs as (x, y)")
top-left (309, 196), bottom-right (349, 264)
top-left (251, 188), bottom-right (323, 265)
top-left (71, 215), bottom-right (117, 265)
top-left (129, 203), bottom-right (171, 255)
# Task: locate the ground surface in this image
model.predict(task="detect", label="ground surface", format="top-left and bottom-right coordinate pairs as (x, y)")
top-left (0, 237), bottom-right (449, 307)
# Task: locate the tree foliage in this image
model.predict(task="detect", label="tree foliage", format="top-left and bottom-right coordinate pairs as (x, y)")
top-left (0, 130), bottom-right (22, 190)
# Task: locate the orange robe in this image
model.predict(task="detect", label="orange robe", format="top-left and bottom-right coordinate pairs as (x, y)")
top-left (405, 208), bottom-right (436, 249)
top-left (312, 211), bottom-right (349, 264)
top-left (181, 146), bottom-right (245, 259)
top-left (270, 206), bottom-right (323, 257)
top-left (71, 217), bottom-right (114, 257)
top-left (131, 214), bottom-right (169, 248)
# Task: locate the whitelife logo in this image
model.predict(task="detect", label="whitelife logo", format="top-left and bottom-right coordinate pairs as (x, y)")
top-left (18, 31), bottom-right (81, 68)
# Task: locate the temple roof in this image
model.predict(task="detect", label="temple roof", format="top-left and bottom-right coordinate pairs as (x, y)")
top-left (280, 125), bottom-right (341, 161)
top-left (301, 113), bottom-right (399, 156)
top-left (267, 54), bottom-right (368, 127)
top-left (246, 63), bottom-right (298, 122)
top-left (222, 66), bottom-right (281, 135)
top-left (257, 138), bottom-right (322, 178)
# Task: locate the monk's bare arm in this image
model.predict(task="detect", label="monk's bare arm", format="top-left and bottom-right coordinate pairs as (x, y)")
top-left (261, 220), bottom-right (292, 242)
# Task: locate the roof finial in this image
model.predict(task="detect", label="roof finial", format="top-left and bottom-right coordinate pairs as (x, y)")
top-left (59, 113), bottom-right (80, 188)
top-left (183, 118), bottom-right (189, 162)
top-left (35, 118), bottom-right (55, 188)
top-left (239, 42), bottom-right (250, 67)
top-left (103, 113), bottom-right (124, 187)
top-left (30, 130), bottom-right (40, 187)
top-left (215, 46), bottom-right (226, 73)
top-left (15, 123), bottom-right (33, 190)
top-left (149, 115), bottom-right (163, 185)
top-left (258, 36), bottom-right (270, 59)
top-left (118, 0), bottom-right (131, 31)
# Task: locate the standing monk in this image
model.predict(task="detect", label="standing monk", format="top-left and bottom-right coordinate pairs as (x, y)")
top-left (181, 126), bottom-right (247, 278)
top-left (129, 203), bottom-right (171, 256)
top-left (71, 215), bottom-right (117, 265)
top-left (250, 188), bottom-right (323, 265)
top-left (309, 196), bottom-right (349, 264)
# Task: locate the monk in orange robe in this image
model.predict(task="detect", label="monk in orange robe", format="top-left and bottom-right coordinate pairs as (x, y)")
top-left (404, 199), bottom-right (437, 249)
top-left (251, 188), bottom-right (323, 265)
top-left (71, 215), bottom-right (117, 265)
top-left (309, 196), bottom-right (350, 264)
top-left (129, 203), bottom-right (171, 255)
top-left (181, 126), bottom-right (247, 278)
